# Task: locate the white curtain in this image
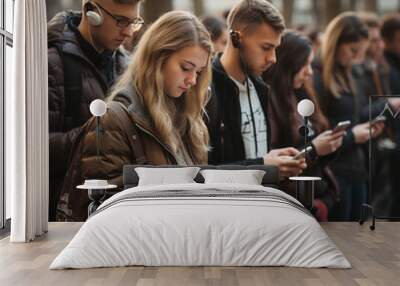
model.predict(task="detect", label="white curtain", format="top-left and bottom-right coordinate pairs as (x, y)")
top-left (7, 0), bottom-right (49, 242)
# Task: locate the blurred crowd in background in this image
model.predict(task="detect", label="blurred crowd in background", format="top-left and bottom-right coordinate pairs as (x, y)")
top-left (47, 0), bottom-right (400, 222)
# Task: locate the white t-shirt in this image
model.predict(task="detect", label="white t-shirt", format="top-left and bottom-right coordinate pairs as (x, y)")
top-left (230, 77), bottom-right (268, 159)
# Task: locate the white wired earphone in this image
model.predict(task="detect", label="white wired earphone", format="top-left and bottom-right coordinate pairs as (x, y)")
top-left (230, 28), bottom-right (259, 155)
top-left (84, 1), bottom-right (104, 52)
top-left (85, 1), bottom-right (104, 26)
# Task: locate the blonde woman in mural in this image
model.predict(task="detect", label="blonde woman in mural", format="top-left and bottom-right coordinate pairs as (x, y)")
top-left (60, 10), bottom-right (213, 221)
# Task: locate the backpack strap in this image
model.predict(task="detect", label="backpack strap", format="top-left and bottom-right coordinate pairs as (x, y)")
top-left (107, 101), bottom-right (148, 165)
top-left (53, 43), bottom-right (83, 130)
top-left (63, 53), bottom-right (83, 129)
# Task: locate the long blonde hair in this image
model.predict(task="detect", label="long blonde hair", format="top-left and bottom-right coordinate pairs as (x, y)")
top-left (320, 12), bottom-right (368, 98)
top-left (110, 11), bottom-right (212, 164)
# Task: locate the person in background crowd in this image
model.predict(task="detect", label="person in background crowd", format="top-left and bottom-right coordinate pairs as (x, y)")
top-left (206, 0), bottom-right (306, 179)
top-left (201, 15), bottom-right (228, 55)
top-left (122, 22), bottom-right (147, 54)
top-left (60, 10), bottom-right (213, 221)
top-left (297, 25), bottom-right (323, 58)
top-left (357, 13), bottom-right (390, 95)
top-left (382, 13), bottom-right (400, 95)
top-left (314, 12), bottom-right (387, 221)
top-left (354, 12), bottom-right (398, 217)
top-left (263, 31), bottom-right (346, 221)
top-left (381, 13), bottom-right (400, 217)
top-left (47, 0), bottom-right (143, 221)
top-left (306, 27), bottom-right (323, 55)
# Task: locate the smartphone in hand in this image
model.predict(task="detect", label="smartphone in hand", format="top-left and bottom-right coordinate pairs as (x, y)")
top-left (333, 120), bottom-right (351, 133)
top-left (371, 115), bottom-right (386, 125)
top-left (293, 146), bottom-right (313, 160)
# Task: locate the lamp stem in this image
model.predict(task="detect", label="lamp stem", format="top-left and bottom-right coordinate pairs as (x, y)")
top-left (96, 116), bottom-right (100, 158)
top-left (304, 116), bottom-right (308, 163)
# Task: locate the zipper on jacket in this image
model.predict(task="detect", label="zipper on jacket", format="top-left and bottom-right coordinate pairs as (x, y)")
top-left (135, 124), bottom-right (178, 164)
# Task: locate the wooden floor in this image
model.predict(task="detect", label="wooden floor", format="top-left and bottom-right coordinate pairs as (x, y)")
top-left (0, 222), bottom-right (399, 286)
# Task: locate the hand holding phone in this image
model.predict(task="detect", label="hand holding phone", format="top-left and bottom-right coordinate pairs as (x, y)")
top-left (333, 120), bottom-right (351, 133)
top-left (263, 147), bottom-right (307, 179)
top-left (293, 146), bottom-right (313, 160)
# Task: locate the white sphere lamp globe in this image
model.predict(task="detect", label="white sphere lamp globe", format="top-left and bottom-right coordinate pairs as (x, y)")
top-left (297, 99), bottom-right (315, 117)
top-left (90, 99), bottom-right (107, 117)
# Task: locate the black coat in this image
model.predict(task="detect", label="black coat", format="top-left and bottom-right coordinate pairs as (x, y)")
top-left (385, 51), bottom-right (400, 95)
top-left (384, 51), bottom-right (400, 149)
top-left (313, 65), bottom-right (369, 182)
top-left (206, 55), bottom-right (271, 165)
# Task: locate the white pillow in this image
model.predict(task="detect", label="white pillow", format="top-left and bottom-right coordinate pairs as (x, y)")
top-left (200, 169), bottom-right (266, 185)
top-left (135, 167), bottom-right (201, 186)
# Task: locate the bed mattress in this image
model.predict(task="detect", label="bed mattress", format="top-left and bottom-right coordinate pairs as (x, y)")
top-left (50, 183), bottom-right (351, 269)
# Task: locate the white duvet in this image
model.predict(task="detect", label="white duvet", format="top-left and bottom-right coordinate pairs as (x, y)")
top-left (50, 183), bottom-right (351, 269)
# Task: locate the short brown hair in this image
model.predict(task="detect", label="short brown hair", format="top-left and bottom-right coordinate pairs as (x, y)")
top-left (227, 0), bottom-right (285, 33)
top-left (381, 13), bottom-right (400, 41)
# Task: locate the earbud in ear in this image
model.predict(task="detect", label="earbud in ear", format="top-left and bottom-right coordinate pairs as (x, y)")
top-left (230, 30), bottom-right (241, 49)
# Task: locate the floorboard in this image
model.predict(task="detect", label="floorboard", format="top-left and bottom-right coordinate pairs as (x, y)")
top-left (0, 222), bottom-right (399, 286)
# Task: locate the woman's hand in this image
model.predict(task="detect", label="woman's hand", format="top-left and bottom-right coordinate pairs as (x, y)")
top-left (352, 121), bottom-right (384, 144)
top-left (388, 97), bottom-right (400, 110)
top-left (312, 130), bottom-right (346, 156)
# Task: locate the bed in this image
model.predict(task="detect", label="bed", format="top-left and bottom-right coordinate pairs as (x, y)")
top-left (50, 165), bottom-right (351, 269)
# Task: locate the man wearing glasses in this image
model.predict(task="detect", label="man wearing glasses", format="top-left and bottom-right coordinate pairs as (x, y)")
top-left (47, 0), bottom-right (143, 221)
